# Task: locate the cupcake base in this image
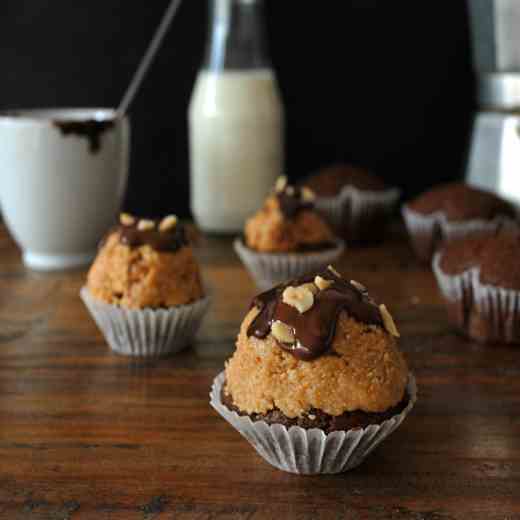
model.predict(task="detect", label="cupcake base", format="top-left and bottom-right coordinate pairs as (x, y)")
top-left (234, 238), bottom-right (345, 291)
top-left (210, 370), bottom-right (417, 475)
top-left (81, 287), bottom-right (211, 356)
top-left (221, 385), bottom-right (409, 434)
top-left (432, 253), bottom-right (520, 343)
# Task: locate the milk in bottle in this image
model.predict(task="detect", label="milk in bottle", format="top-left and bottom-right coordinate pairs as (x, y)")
top-left (189, 0), bottom-right (285, 232)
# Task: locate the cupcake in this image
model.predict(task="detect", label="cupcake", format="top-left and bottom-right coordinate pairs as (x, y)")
top-left (81, 213), bottom-right (210, 356)
top-left (210, 266), bottom-right (417, 474)
top-left (433, 228), bottom-right (520, 344)
top-left (234, 176), bottom-right (345, 289)
top-left (403, 182), bottom-right (516, 263)
top-left (303, 164), bottom-right (400, 242)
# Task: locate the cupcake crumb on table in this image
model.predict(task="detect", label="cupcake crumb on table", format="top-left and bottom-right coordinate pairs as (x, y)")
top-left (211, 265), bottom-right (416, 474)
top-left (403, 182), bottom-right (516, 263)
top-left (433, 227), bottom-right (520, 344)
top-left (235, 177), bottom-right (344, 289)
top-left (303, 164), bottom-right (400, 243)
top-left (81, 213), bottom-right (210, 357)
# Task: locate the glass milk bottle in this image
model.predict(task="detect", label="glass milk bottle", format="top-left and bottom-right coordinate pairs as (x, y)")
top-left (189, 0), bottom-right (285, 233)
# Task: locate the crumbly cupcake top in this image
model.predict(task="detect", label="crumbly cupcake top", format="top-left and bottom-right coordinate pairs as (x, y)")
top-left (439, 228), bottom-right (520, 289)
top-left (304, 164), bottom-right (387, 197)
top-left (244, 176), bottom-right (337, 253)
top-left (87, 214), bottom-right (204, 309)
top-left (407, 182), bottom-right (515, 222)
top-left (225, 266), bottom-right (408, 417)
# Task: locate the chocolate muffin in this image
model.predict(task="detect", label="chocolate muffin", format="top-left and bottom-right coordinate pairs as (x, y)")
top-left (305, 164), bottom-right (387, 196)
top-left (211, 266), bottom-right (416, 474)
top-left (303, 164), bottom-right (400, 242)
top-left (234, 177), bottom-right (344, 289)
top-left (81, 214), bottom-right (210, 356)
top-left (433, 228), bottom-right (520, 344)
top-left (403, 182), bottom-right (516, 263)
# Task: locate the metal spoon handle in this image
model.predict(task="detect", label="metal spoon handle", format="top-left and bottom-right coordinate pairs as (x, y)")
top-left (118, 0), bottom-right (183, 115)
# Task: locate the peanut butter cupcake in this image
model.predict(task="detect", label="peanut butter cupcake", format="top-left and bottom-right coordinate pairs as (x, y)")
top-left (210, 266), bottom-right (417, 474)
top-left (81, 214), bottom-right (210, 356)
top-left (234, 176), bottom-right (345, 289)
top-left (303, 164), bottom-right (401, 242)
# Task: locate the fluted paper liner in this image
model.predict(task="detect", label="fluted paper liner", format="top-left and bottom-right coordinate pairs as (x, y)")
top-left (210, 370), bottom-right (417, 475)
top-left (402, 205), bottom-right (515, 262)
top-left (314, 186), bottom-right (400, 240)
top-left (432, 253), bottom-right (520, 343)
top-left (234, 239), bottom-right (345, 291)
top-left (81, 287), bottom-right (211, 356)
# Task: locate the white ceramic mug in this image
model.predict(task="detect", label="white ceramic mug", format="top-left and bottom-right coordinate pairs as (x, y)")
top-left (0, 108), bottom-right (130, 270)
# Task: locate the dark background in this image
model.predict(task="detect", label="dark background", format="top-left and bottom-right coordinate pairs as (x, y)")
top-left (0, 1), bottom-right (476, 218)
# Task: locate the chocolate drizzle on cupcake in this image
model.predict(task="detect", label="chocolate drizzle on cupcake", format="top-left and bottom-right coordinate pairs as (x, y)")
top-left (117, 214), bottom-right (188, 253)
top-left (247, 267), bottom-right (389, 361)
top-left (274, 176), bottom-right (316, 219)
top-left (277, 187), bottom-right (313, 219)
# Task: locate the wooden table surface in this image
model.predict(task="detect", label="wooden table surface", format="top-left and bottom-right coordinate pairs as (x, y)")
top-left (0, 224), bottom-right (519, 520)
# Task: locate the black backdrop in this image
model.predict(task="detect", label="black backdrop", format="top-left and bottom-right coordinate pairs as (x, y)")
top-left (0, 1), bottom-right (475, 218)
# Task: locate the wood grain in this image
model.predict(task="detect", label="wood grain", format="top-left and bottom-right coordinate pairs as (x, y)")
top-left (0, 225), bottom-right (519, 520)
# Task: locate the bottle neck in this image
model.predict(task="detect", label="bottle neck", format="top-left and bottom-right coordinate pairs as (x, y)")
top-left (204, 0), bottom-right (270, 71)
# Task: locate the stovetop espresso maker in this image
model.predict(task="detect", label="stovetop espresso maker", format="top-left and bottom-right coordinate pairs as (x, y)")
top-left (466, 0), bottom-right (520, 205)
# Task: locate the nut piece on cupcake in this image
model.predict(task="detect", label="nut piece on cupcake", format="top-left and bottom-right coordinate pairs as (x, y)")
top-left (234, 177), bottom-right (345, 289)
top-left (210, 266), bottom-right (416, 475)
top-left (81, 214), bottom-right (210, 356)
top-left (433, 228), bottom-right (520, 344)
top-left (303, 164), bottom-right (401, 243)
top-left (403, 182), bottom-right (516, 263)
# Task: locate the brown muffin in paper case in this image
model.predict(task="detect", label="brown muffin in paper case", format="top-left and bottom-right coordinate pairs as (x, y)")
top-left (403, 182), bottom-right (518, 263)
top-left (315, 186), bottom-right (400, 242)
top-left (432, 252), bottom-right (520, 343)
top-left (81, 287), bottom-right (211, 356)
top-left (402, 205), bottom-right (515, 264)
top-left (210, 370), bottom-right (417, 475)
top-left (234, 238), bottom-right (345, 290)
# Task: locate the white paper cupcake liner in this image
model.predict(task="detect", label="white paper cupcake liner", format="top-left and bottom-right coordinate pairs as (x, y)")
top-left (402, 205), bottom-right (515, 262)
top-left (80, 287), bottom-right (211, 356)
top-left (210, 370), bottom-right (417, 475)
top-left (432, 253), bottom-right (520, 343)
top-left (314, 186), bottom-right (401, 240)
top-left (234, 239), bottom-right (345, 290)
